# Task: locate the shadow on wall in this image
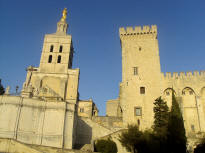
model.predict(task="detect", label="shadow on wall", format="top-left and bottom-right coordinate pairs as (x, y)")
top-left (74, 118), bottom-right (92, 149)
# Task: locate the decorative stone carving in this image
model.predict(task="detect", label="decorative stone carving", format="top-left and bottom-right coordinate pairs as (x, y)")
top-left (33, 88), bottom-right (39, 97)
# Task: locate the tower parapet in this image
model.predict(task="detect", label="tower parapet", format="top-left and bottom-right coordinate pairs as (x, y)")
top-left (119, 25), bottom-right (157, 36)
top-left (162, 70), bottom-right (205, 80)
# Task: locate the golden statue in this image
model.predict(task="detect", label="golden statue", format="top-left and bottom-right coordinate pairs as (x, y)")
top-left (61, 8), bottom-right (67, 22)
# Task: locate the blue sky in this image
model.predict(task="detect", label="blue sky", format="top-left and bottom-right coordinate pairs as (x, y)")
top-left (1, 0), bottom-right (205, 115)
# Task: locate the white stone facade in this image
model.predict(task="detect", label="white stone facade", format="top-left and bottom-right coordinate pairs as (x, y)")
top-left (0, 9), bottom-right (204, 153)
top-left (0, 95), bottom-right (76, 149)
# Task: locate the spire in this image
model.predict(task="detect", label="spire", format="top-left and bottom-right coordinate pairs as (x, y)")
top-left (56, 8), bottom-right (68, 35)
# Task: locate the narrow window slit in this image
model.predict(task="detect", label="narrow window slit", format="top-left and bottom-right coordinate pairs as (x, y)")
top-left (59, 45), bottom-right (63, 53)
top-left (48, 55), bottom-right (52, 63)
top-left (57, 55), bottom-right (61, 63)
top-left (50, 45), bottom-right (54, 52)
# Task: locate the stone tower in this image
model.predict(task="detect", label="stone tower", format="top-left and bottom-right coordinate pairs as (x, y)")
top-left (119, 25), bottom-right (162, 129)
top-left (39, 9), bottom-right (73, 74)
top-left (21, 8), bottom-right (79, 103)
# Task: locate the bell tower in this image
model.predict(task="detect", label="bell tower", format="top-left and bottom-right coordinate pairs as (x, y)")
top-left (21, 8), bottom-right (79, 103)
top-left (39, 8), bottom-right (74, 74)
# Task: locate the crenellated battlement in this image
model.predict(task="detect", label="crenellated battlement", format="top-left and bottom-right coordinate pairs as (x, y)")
top-left (162, 71), bottom-right (205, 80)
top-left (119, 25), bottom-right (157, 36)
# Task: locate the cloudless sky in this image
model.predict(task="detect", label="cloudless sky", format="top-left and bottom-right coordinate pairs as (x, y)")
top-left (1, 0), bottom-right (205, 115)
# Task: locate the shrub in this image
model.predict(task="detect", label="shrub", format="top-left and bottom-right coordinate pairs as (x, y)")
top-left (194, 136), bottom-right (205, 153)
top-left (95, 138), bottom-right (117, 153)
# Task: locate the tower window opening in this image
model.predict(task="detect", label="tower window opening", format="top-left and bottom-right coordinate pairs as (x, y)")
top-left (139, 47), bottom-right (142, 51)
top-left (59, 45), bottom-right (63, 53)
top-left (140, 87), bottom-right (145, 94)
top-left (135, 107), bottom-right (142, 116)
top-left (50, 45), bottom-right (54, 52)
top-left (57, 55), bottom-right (61, 63)
top-left (182, 91), bottom-right (185, 95)
top-left (189, 91), bottom-right (193, 95)
top-left (48, 55), bottom-right (52, 63)
top-left (191, 125), bottom-right (195, 132)
top-left (80, 108), bottom-right (84, 113)
top-left (133, 67), bottom-right (138, 75)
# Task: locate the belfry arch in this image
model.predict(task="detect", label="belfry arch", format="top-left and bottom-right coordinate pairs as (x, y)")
top-left (201, 87), bottom-right (205, 120)
top-left (200, 87), bottom-right (205, 97)
top-left (163, 88), bottom-right (176, 108)
top-left (182, 87), bottom-right (195, 97)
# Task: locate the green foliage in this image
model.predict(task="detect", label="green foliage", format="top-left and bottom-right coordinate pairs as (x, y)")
top-left (0, 79), bottom-right (5, 95)
top-left (167, 91), bottom-right (187, 153)
top-left (119, 125), bottom-right (141, 153)
top-left (152, 97), bottom-right (169, 153)
top-left (194, 136), bottom-right (205, 153)
top-left (119, 90), bottom-right (187, 153)
top-left (119, 125), bottom-right (159, 153)
top-left (153, 96), bottom-right (169, 137)
top-left (95, 138), bottom-right (117, 153)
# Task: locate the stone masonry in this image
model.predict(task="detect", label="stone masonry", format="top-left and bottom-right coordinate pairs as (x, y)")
top-left (0, 8), bottom-right (204, 153)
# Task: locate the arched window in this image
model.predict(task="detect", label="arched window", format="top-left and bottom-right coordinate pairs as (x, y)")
top-left (59, 45), bottom-right (63, 53)
top-left (164, 88), bottom-right (176, 96)
top-left (48, 55), bottom-right (52, 63)
top-left (182, 87), bottom-right (195, 96)
top-left (50, 45), bottom-right (54, 52)
top-left (57, 55), bottom-right (61, 63)
top-left (201, 87), bottom-right (205, 97)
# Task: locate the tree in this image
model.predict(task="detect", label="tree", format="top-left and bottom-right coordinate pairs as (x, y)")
top-left (167, 90), bottom-right (187, 153)
top-left (95, 138), bottom-right (117, 153)
top-left (194, 136), bottom-right (205, 153)
top-left (0, 79), bottom-right (5, 95)
top-left (119, 92), bottom-right (188, 153)
top-left (153, 97), bottom-right (169, 153)
top-left (119, 125), bottom-right (159, 153)
top-left (153, 96), bottom-right (169, 137)
top-left (119, 125), bottom-right (141, 153)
